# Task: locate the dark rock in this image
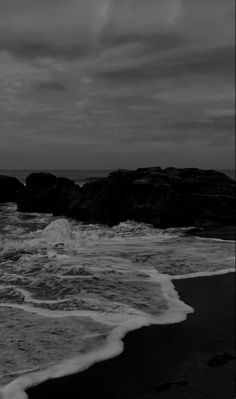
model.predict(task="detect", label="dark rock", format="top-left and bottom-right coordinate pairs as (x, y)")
top-left (16, 168), bottom-right (236, 229)
top-left (17, 173), bottom-right (79, 214)
top-left (154, 381), bottom-right (189, 392)
top-left (26, 173), bottom-right (58, 190)
top-left (65, 167), bottom-right (235, 227)
top-left (0, 175), bottom-right (25, 203)
top-left (208, 354), bottom-right (235, 368)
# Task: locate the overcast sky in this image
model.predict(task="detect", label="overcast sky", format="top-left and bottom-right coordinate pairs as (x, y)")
top-left (0, 0), bottom-right (235, 169)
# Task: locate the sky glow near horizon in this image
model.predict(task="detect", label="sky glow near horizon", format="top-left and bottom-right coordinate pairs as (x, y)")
top-left (0, 0), bottom-right (235, 169)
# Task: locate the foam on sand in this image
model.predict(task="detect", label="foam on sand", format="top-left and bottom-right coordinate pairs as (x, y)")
top-left (0, 217), bottom-right (235, 399)
top-left (172, 268), bottom-right (235, 280)
top-left (0, 274), bottom-right (193, 399)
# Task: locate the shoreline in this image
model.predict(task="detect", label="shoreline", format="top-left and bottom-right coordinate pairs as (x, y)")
top-left (26, 273), bottom-right (235, 399)
top-left (186, 225), bottom-right (235, 241)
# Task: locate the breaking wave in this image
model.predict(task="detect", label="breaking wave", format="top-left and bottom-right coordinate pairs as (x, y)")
top-left (0, 204), bottom-right (235, 399)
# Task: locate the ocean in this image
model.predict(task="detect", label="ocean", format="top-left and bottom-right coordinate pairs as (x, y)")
top-left (0, 170), bottom-right (235, 399)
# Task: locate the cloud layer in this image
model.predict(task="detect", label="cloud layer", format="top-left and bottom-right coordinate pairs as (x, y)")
top-left (0, 0), bottom-right (235, 169)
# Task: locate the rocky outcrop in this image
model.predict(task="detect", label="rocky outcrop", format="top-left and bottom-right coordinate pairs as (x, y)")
top-left (64, 167), bottom-right (235, 227)
top-left (0, 175), bottom-right (24, 203)
top-left (15, 168), bottom-right (235, 229)
top-left (17, 173), bottom-right (80, 214)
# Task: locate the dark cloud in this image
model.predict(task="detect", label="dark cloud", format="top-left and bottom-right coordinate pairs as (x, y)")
top-left (100, 31), bottom-right (186, 51)
top-left (33, 80), bottom-right (68, 91)
top-left (97, 45), bottom-right (235, 82)
top-left (0, 0), bottom-right (234, 169)
top-left (167, 116), bottom-right (235, 133)
top-left (0, 40), bottom-right (95, 60)
top-left (0, 28), bottom-right (186, 62)
top-left (0, 0), bottom-right (233, 61)
top-left (207, 114), bottom-right (235, 128)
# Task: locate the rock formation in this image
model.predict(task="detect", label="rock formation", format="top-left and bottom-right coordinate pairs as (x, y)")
top-left (0, 175), bottom-right (25, 203)
top-left (62, 167), bottom-right (235, 227)
top-left (8, 167), bottom-right (236, 229)
top-left (17, 173), bottom-right (79, 214)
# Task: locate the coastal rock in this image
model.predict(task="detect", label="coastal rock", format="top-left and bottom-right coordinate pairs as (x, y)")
top-left (17, 173), bottom-right (79, 213)
top-left (26, 173), bottom-right (58, 190)
top-left (0, 175), bottom-right (25, 203)
top-left (16, 168), bottom-right (235, 229)
top-left (65, 167), bottom-right (236, 227)
top-left (208, 353), bottom-right (235, 368)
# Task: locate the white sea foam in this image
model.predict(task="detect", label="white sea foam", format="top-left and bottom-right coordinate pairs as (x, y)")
top-left (0, 274), bottom-right (193, 399)
top-left (172, 268), bottom-right (235, 280)
top-left (194, 236), bottom-right (236, 244)
top-left (41, 219), bottom-right (72, 245)
top-left (0, 214), bottom-right (235, 399)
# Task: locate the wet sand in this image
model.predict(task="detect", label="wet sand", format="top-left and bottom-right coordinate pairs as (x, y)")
top-left (27, 273), bottom-right (235, 399)
top-left (187, 225), bottom-right (236, 241)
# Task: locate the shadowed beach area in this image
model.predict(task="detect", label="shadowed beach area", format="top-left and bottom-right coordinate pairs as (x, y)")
top-left (27, 273), bottom-right (235, 399)
top-left (187, 225), bottom-right (236, 241)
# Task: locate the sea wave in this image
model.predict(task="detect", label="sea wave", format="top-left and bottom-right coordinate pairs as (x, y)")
top-left (0, 273), bottom-right (193, 399)
top-left (0, 212), bottom-right (235, 399)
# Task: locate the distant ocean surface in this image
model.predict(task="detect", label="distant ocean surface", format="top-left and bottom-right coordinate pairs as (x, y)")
top-left (0, 169), bottom-right (235, 184)
top-left (0, 167), bottom-right (235, 399)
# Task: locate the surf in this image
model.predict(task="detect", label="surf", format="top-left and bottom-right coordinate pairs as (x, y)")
top-left (0, 215), bottom-right (235, 399)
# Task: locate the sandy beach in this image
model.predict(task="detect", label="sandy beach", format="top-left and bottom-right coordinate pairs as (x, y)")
top-left (187, 226), bottom-right (236, 241)
top-left (26, 273), bottom-right (235, 399)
